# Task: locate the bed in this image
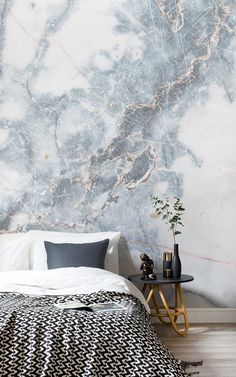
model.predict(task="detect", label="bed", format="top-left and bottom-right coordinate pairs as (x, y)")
top-left (0, 231), bottom-right (188, 376)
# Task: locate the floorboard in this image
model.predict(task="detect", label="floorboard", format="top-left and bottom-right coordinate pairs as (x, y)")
top-left (154, 323), bottom-right (236, 377)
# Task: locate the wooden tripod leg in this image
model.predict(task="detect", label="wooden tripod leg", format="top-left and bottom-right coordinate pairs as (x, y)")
top-left (146, 286), bottom-right (155, 305)
top-left (146, 285), bottom-right (171, 321)
top-left (174, 284), bottom-right (179, 323)
top-left (157, 284), bottom-right (189, 336)
top-left (143, 285), bottom-right (161, 317)
top-left (154, 285), bottom-right (172, 325)
top-left (176, 283), bottom-right (189, 333)
top-left (150, 285), bottom-right (161, 316)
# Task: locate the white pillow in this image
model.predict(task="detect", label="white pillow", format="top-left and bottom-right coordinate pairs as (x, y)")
top-left (0, 233), bottom-right (30, 271)
top-left (27, 230), bottom-right (121, 274)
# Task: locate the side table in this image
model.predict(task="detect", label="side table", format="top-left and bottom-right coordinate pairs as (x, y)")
top-left (128, 273), bottom-right (194, 336)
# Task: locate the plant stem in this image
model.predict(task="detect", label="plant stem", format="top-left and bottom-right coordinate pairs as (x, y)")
top-left (175, 208), bottom-right (180, 245)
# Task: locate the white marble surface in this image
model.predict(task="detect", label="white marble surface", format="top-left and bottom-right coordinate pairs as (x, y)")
top-left (0, 0), bottom-right (235, 307)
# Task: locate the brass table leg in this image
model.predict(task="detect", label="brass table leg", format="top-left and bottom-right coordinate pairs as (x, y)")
top-left (144, 285), bottom-right (165, 320)
top-left (143, 283), bottom-right (189, 336)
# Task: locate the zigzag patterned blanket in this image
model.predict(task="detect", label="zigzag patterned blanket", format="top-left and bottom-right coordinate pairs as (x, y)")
top-left (0, 291), bottom-right (187, 376)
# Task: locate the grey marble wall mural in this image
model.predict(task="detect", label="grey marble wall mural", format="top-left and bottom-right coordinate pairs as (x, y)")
top-left (0, 0), bottom-right (235, 308)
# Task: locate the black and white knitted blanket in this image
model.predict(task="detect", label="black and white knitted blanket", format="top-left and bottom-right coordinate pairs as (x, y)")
top-left (0, 291), bottom-right (187, 376)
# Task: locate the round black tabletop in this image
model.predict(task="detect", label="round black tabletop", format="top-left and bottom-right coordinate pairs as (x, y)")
top-left (128, 273), bottom-right (194, 285)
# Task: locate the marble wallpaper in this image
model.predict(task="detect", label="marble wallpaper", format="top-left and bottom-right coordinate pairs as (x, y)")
top-left (0, 0), bottom-right (235, 308)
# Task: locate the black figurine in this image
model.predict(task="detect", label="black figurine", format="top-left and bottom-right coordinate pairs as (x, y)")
top-left (140, 253), bottom-right (156, 280)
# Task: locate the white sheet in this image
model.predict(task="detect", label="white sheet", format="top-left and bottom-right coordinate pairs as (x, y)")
top-left (0, 267), bottom-right (149, 312)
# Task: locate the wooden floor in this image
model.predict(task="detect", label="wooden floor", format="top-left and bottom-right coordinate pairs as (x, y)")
top-left (154, 323), bottom-right (236, 377)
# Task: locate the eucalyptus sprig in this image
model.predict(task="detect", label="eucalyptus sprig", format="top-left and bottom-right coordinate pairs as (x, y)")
top-left (151, 195), bottom-right (185, 244)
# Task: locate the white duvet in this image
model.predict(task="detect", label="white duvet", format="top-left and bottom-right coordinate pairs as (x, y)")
top-left (0, 267), bottom-right (149, 312)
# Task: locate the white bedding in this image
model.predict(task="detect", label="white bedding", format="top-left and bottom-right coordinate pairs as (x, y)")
top-left (0, 231), bottom-right (121, 274)
top-left (0, 267), bottom-right (149, 312)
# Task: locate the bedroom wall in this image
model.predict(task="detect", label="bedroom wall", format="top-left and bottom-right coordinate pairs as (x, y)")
top-left (0, 0), bottom-right (235, 308)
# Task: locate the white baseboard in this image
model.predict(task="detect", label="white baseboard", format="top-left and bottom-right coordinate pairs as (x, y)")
top-left (151, 308), bottom-right (236, 324)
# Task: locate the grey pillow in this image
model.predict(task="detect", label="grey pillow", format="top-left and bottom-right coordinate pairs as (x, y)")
top-left (44, 239), bottom-right (109, 269)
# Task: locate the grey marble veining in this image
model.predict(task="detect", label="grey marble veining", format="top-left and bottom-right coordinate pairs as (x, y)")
top-left (0, 0), bottom-right (236, 307)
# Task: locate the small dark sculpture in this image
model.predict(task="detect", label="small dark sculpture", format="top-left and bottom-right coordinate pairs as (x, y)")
top-left (140, 253), bottom-right (156, 280)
